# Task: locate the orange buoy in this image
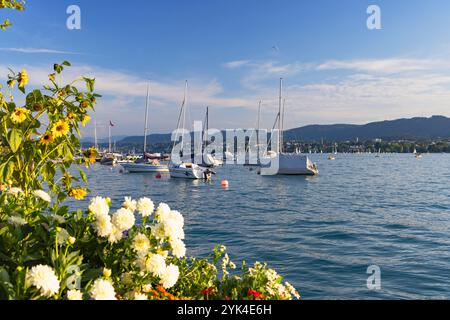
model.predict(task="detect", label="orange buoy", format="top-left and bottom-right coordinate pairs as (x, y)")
top-left (221, 180), bottom-right (229, 188)
top-left (155, 173), bottom-right (162, 179)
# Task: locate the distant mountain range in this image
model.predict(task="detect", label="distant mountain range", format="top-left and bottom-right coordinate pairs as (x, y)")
top-left (85, 116), bottom-right (450, 145)
top-left (283, 115), bottom-right (450, 141)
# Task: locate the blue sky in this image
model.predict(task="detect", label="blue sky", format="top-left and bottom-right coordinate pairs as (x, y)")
top-left (2, 0), bottom-right (450, 137)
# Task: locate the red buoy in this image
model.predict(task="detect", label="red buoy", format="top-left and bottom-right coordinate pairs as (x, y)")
top-left (221, 180), bottom-right (229, 188)
top-left (155, 173), bottom-right (162, 179)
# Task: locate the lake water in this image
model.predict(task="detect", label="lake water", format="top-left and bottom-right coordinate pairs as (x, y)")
top-left (74, 154), bottom-right (450, 299)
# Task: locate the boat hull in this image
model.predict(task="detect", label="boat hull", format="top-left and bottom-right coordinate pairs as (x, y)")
top-left (260, 154), bottom-right (318, 176)
top-left (169, 165), bottom-right (204, 179)
top-left (121, 163), bottom-right (169, 173)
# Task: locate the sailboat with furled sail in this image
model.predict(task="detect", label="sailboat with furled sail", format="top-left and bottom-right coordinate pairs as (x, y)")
top-left (260, 78), bottom-right (318, 176)
top-left (120, 84), bottom-right (169, 173)
top-left (169, 81), bottom-right (206, 179)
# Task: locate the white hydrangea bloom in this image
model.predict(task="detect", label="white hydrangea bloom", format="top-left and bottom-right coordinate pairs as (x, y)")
top-left (122, 197), bottom-right (137, 212)
top-left (67, 289), bottom-right (83, 300)
top-left (137, 197), bottom-right (154, 217)
top-left (170, 239), bottom-right (186, 258)
top-left (27, 265), bottom-right (60, 298)
top-left (160, 264), bottom-right (179, 289)
top-left (112, 208), bottom-right (135, 232)
top-left (89, 197), bottom-right (109, 217)
top-left (32, 190), bottom-right (51, 203)
top-left (90, 278), bottom-right (116, 300)
top-left (132, 233), bottom-right (150, 255)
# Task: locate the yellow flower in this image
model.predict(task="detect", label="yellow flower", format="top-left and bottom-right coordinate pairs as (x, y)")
top-left (48, 73), bottom-right (56, 82)
top-left (51, 119), bottom-right (70, 138)
top-left (18, 69), bottom-right (28, 88)
top-left (69, 188), bottom-right (87, 200)
top-left (7, 79), bottom-right (16, 88)
top-left (82, 114), bottom-right (91, 127)
top-left (39, 132), bottom-right (55, 145)
top-left (67, 112), bottom-right (76, 121)
top-left (85, 147), bottom-right (97, 164)
top-left (10, 107), bottom-right (30, 124)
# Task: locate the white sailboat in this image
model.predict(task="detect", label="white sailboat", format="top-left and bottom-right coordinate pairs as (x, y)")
top-left (169, 81), bottom-right (206, 179)
top-left (414, 147), bottom-right (422, 159)
top-left (121, 84), bottom-right (169, 173)
top-left (260, 78), bottom-right (318, 176)
top-left (328, 144), bottom-right (337, 160)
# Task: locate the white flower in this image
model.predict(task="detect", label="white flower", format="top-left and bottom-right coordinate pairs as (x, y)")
top-left (163, 218), bottom-right (185, 240)
top-left (90, 278), bottom-right (116, 300)
top-left (122, 197), bottom-right (137, 212)
top-left (160, 264), bottom-right (179, 289)
top-left (50, 214), bottom-right (66, 224)
top-left (112, 208), bottom-right (135, 231)
top-left (285, 282), bottom-right (300, 299)
top-left (88, 196), bottom-right (109, 217)
top-left (56, 228), bottom-right (70, 245)
top-left (67, 289), bottom-right (83, 300)
top-left (8, 187), bottom-right (24, 196)
top-left (132, 233), bottom-right (150, 255)
top-left (155, 203), bottom-right (171, 221)
top-left (142, 254), bottom-right (166, 277)
top-left (107, 226), bottom-right (123, 244)
top-left (7, 215), bottom-right (27, 226)
top-left (134, 292), bottom-right (148, 300)
top-left (94, 214), bottom-right (113, 237)
top-left (170, 239), bottom-right (186, 258)
top-left (142, 284), bottom-right (152, 293)
top-left (151, 222), bottom-right (166, 240)
top-left (32, 190), bottom-right (51, 202)
top-left (137, 197), bottom-right (154, 217)
top-left (27, 265), bottom-right (60, 298)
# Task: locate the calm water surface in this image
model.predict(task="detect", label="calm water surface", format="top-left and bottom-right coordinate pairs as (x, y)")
top-left (73, 154), bottom-right (450, 299)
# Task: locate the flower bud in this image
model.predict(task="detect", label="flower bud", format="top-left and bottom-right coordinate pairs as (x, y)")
top-left (68, 237), bottom-right (76, 245)
top-left (103, 268), bottom-right (112, 278)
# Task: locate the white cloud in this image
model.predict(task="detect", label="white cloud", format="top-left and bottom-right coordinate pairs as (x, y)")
top-left (0, 48), bottom-right (79, 55)
top-left (223, 60), bottom-right (251, 69)
top-left (317, 58), bottom-right (450, 74)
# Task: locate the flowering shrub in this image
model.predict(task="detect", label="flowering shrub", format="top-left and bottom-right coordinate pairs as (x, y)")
top-left (0, 65), bottom-right (300, 300)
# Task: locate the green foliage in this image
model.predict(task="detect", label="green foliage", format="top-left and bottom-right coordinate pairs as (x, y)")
top-left (0, 0), bottom-right (25, 30)
top-left (0, 64), bottom-right (99, 202)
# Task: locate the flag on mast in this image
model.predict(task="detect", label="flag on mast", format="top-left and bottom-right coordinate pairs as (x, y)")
top-left (109, 121), bottom-right (115, 127)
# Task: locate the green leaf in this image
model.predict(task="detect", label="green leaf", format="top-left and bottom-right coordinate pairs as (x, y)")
top-left (8, 128), bottom-right (22, 153)
top-left (53, 64), bottom-right (63, 74)
top-left (62, 61), bottom-right (71, 67)
top-left (79, 169), bottom-right (88, 183)
top-left (83, 77), bottom-right (95, 92)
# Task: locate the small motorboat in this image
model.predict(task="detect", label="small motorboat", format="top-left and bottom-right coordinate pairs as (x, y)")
top-left (169, 163), bottom-right (205, 179)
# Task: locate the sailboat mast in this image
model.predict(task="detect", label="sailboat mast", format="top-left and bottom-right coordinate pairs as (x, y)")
top-left (205, 106), bottom-right (209, 145)
top-left (143, 83), bottom-right (150, 155)
top-left (278, 78), bottom-right (283, 154)
top-left (94, 120), bottom-right (98, 150)
top-left (257, 100), bottom-right (261, 160)
top-left (108, 124), bottom-right (111, 153)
